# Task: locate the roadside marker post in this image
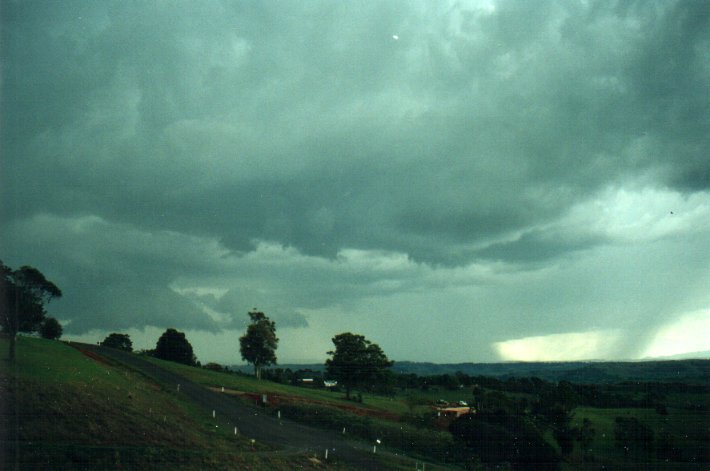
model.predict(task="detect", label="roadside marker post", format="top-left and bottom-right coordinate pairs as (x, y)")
top-left (325, 448), bottom-right (328, 460)
top-left (212, 409), bottom-right (216, 418)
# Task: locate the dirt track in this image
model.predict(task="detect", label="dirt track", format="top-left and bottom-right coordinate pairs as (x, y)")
top-left (72, 343), bottom-right (400, 469)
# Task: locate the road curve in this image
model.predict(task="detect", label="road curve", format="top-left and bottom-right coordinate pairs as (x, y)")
top-left (71, 342), bottom-right (397, 470)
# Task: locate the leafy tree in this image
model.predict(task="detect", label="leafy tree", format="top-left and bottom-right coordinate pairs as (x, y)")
top-left (100, 333), bottom-right (133, 351)
top-left (155, 328), bottom-right (196, 365)
top-left (1, 260), bottom-right (62, 360)
top-left (655, 430), bottom-right (682, 462)
top-left (39, 317), bottom-right (63, 340)
top-left (239, 310), bottom-right (278, 379)
top-left (614, 416), bottom-right (654, 461)
top-left (450, 410), bottom-right (560, 469)
top-left (577, 418), bottom-right (595, 461)
top-left (553, 425), bottom-right (575, 457)
top-left (325, 332), bottom-right (393, 400)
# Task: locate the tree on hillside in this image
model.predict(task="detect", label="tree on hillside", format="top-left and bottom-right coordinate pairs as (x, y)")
top-left (239, 310), bottom-right (278, 380)
top-left (1, 260), bottom-right (62, 360)
top-left (325, 332), bottom-right (393, 400)
top-left (450, 410), bottom-right (560, 468)
top-left (39, 317), bottom-right (63, 340)
top-left (577, 418), bottom-right (596, 461)
top-left (101, 333), bottom-right (133, 351)
top-left (155, 328), bottom-right (196, 365)
top-left (614, 416), bottom-right (654, 461)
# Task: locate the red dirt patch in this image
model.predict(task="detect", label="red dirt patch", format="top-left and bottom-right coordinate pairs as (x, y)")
top-left (210, 387), bottom-right (400, 421)
top-left (76, 347), bottom-right (112, 366)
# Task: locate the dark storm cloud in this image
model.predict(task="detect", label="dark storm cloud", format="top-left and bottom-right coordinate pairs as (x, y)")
top-left (4, 0), bottom-right (707, 260)
top-left (1, 1), bottom-right (709, 359)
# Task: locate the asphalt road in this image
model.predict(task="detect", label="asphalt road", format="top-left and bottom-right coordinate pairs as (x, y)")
top-left (72, 343), bottom-right (401, 470)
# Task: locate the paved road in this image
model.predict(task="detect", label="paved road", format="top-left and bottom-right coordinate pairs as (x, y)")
top-left (71, 343), bottom-right (401, 470)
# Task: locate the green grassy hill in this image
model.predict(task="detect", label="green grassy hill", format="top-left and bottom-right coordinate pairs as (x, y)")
top-left (6, 336), bottom-right (704, 470)
top-left (146, 355), bottom-right (410, 416)
top-left (0, 336), bottom-right (352, 470)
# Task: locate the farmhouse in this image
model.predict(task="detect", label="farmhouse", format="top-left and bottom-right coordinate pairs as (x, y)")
top-left (434, 406), bottom-right (472, 419)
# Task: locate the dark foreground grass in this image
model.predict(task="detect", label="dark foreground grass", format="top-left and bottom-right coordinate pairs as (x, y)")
top-left (0, 337), bottom-right (355, 470)
top-left (572, 406), bottom-right (709, 466)
top-left (276, 403), bottom-right (455, 468)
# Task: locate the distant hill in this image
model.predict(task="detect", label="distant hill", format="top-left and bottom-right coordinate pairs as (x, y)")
top-left (643, 350), bottom-right (710, 360)
top-left (235, 359), bottom-right (710, 384)
top-left (394, 360), bottom-right (710, 384)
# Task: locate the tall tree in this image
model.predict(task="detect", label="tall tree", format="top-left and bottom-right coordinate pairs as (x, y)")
top-left (39, 317), bottom-right (63, 340)
top-left (577, 418), bottom-right (596, 461)
top-left (100, 333), bottom-right (133, 351)
top-left (325, 332), bottom-right (393, 400)
top-left (1, 260), bottom-right (62, 360)
top-left (239, 310), bottom-right (278, 380)
top-left (155, 328), bottom-right (196, 365)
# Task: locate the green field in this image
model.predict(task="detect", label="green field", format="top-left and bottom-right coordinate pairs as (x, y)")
top-left (572, 405), bottom-right (708, 466)
top-left (146, 355), bottom-right (413, 415)
top-left (0, 337), bottom-right (354, 470)
top-left (3, 337), bottom-right (706, 470)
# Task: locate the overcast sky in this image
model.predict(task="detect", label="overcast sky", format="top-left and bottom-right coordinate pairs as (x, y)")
top-left (2, 0), bottom-right (709, 364)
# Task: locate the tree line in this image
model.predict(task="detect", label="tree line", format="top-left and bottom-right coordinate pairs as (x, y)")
top-left (5, 261), bottom-right (704, 467)
top-left (1, 260), bottom-right (394, 401)
top-left (98, 311), bottom-right (394, 404)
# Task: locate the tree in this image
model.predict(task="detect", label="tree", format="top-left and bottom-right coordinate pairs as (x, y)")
top-left (239, 310), bottom-right (278, 380)
top-left (450, 410), bottom-right (560, 469)
top-left (325, 332), bottom-right (393, 400)
top-left (577, 418), bottom-right (596, 461)
top-left (39, 317), bottom-right (63, 340)
top-left (614, 417), bottom-right (654, 461)
top-left (553, 425), bottom-right (575, 457)
top-left (155, 328), bottom-right (196, 365)
top-left (1, 260), bottom-right (62, 360)
top-left (100, 333), bottom-right (133, 351)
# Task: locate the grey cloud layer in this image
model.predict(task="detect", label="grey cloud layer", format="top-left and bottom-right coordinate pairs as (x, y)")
top-left (2, 1), bottom-right (709, 358)
top-left (5, 1), bottom-right (707, 260)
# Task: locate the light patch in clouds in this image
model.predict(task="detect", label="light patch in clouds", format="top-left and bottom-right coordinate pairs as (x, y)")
top-left (561, 187), bottom-right (710, 244)
top-left (643, 309), bottom-right (710, 359)
top-left (494, 330), bottom-right (622, 361)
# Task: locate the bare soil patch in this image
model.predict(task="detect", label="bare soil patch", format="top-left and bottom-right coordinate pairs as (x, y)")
top-left (209, 387), bottom-right (400, 421)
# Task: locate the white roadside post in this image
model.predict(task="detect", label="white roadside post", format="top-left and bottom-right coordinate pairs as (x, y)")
top-left (212, 409), bottom-right (216, 418)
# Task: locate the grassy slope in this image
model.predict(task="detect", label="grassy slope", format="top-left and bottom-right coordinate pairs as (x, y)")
top-left (145, 357), bottom-right (458, 469)
top-left (0, 337), bottom-right (353, 470)
top-left (146, 356), bottom-right (411, 415)
top-left (21, 343), bottom-right (702, 469)
top-left (154, 357), bottom-right (710, 466)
